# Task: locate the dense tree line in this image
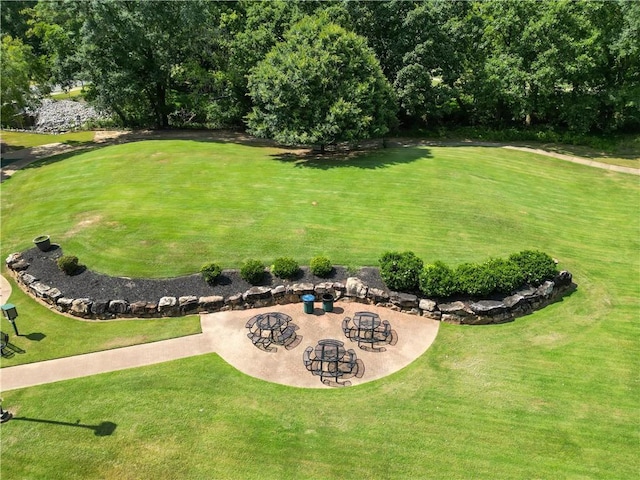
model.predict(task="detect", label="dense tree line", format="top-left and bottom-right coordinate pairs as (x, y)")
top-left (2, 0), bottom-right (638, 142)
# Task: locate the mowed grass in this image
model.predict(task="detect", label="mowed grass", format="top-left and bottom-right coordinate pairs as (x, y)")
top-left (0, 274), bottom-right (202, 367)
top-left (0, 130), bottom-right (95, 152)
top-left (1, 140), bottom-right (638, 478)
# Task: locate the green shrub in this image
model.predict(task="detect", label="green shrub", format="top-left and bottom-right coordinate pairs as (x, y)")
top-left (57, 255), bottom-right (80, 275)
top-left (271, 257), bottom-right (299, 279)
top-left (455, 262), bottom-right (497, 298)
top-left (379, 251), bottom-right (424, 292)
top-left (310, 255), bottom-right (333, 277)
top-left (484, 258), bottom-right (525, 294)
top-left (240, 259), bottom-right (266, 285)
top-left (200, 262), bottom-right (222, 285)
top-left (509, 250), bottom-right (558, 286)
top-left (419, 261), bottom-right (458, 298)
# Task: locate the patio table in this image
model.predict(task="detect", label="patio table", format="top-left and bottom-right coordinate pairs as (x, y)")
top-left (347, 312), bottom-right (390, 352)
top-left (246, 312), bottom-right (298, 352)
top-left (304, 339), bottom-right (362, 387)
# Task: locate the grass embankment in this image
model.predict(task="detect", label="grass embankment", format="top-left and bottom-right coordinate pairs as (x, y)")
top-left (1, 140), bottom-right (638, 478)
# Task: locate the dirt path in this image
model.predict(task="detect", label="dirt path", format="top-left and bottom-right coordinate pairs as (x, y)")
top-left (1, 130), bottom-right (638, 182)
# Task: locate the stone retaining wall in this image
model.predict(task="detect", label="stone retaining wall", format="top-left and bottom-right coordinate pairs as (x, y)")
top-left (6, 252), bottom-right (575, 324)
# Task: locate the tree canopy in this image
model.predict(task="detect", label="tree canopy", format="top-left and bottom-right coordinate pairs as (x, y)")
top-left (1, 0), bottom-right (638, 136)
top-left (246, 15), bottom-right (396, 148)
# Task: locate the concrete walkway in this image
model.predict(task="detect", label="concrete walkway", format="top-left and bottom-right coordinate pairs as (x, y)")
top-left (0, 301), bottom-right (439, 391)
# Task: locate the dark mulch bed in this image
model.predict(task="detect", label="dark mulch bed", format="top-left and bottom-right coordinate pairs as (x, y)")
top-left (18, 246), bottom-right (389, 303)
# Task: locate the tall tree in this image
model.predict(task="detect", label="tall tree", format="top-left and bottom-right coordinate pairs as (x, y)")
top-left (246, 15), bottom-right (397, 150)
top-left (1, 35), bottom-right (37, 127)
top-left (394, 0), bottom-right (474, 126)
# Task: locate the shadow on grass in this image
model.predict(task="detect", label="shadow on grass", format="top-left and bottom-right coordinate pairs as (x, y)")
top-left (10, 417), bottom-right (117, 436)
top-left (25, 332), bottom-right (46, 341)
top-left (1, 342), bottom-right (26, 358)
top-left (270, 145), bottom-right (432, 170)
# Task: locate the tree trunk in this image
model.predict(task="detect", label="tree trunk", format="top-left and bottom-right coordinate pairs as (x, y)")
top-left (155, 83), bottom-right (168, 129)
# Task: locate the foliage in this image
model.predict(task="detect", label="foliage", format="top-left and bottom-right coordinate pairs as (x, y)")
top-left (483, 257), bottom-right (525, 294)
top-left (454, 262), bottom-right (497, 298)
top-left (509, 250), bottom-right (558, 286)
top-left (8, 0), bottom-right (635, 134)
top-left (419, 261), bottom-right (458, 298)
top-left (56, 255), bottom-right (79, 275)
top-left (246, 14), bottom-right (397, 149)
top-left (200, 262), bottom-right (222, 285)
top-left (309, 255), bottom-right (333, 278)
top-left (240, 259), bottom-right (266, 285)
top-left (1, 35), bottom-right (38, 127)
top-left (271, 256), bottom-right (299, 280)
top-left (379, 251), bottom-right (423, 292)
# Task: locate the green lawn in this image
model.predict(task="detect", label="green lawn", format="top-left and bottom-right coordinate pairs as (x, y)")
top-left (1, 140), bottom-right (638, 478)
top-left (50, 88), bottom-right (85, 101)
top-left (0, 274), bottom-right (201, 367)
top-left (0, 130), bottom-right (95, 152)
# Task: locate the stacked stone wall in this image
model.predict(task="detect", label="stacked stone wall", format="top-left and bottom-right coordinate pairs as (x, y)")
top-left (6, 251), bottom-right (575, 324)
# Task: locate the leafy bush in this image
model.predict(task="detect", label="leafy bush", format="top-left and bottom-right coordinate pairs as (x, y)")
top-left (379, 251), bottom-right (424, 292)
top-left (240, 259), bottom-right (266, 285)
top-left (484, 258), bottom-right (525, 294)
top-left (271, 257), bottom-right (299, 279)
top-left (419, 261), bottom-right (458, 298)
top-left (455, 262), bottom-right (497, 298)
top-left (200, 262), bottom-right (222, 285)
top-left (57, 255), bottom-right (80, 275)
top-left (310, 255), bottom-right (333, 277)
top-left (509, 250), bottom-right (558, 286)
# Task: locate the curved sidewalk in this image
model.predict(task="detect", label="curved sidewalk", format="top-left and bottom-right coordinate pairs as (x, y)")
top-left (0, 302), bottom-right (439, 391)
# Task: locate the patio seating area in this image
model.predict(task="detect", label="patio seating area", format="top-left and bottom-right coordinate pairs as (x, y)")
top-left (342, 311), bottom-right (398, 352)
top-left (200, 302), bottom-right (439, 389)
top-left (241, 307), bottom-right (406, 387)
top-left (246, 312), bottom-right (302, 352)
top-left (303, 339), bottom-right (365, 387)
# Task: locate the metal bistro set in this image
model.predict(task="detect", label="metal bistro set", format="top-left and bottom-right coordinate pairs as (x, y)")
top-left (245, 309), bottom-right (398, 387)
top-left (246, 312), bottom-right (302, 352)
top-left (342, 311), bottom-right (398, 352)
top-left (303, 339), bottom-right (365, 387)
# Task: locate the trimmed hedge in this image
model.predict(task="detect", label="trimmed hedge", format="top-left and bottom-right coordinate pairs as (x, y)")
top-left (415, 250), bottom-right (559, 299)
top-left (310, 255), bottom-right (333, 277)
top-left (379, 251), bottom-right (423, 292)
top-left (420, 261), bottom-right (457, 298)
top-left (455, 262), bottom-right (497, 298)
top-left (509, 250), bottom-right (558, 286)
top-left (57, 255), bottom-right (80, 275)
top-left (240, 259), bottom-right (266, 285)
top-left (484, 258), bottom-right (525, 294)
top-left (200, 262), bottom-right (222, 285)
top-left (271, 257), bottom-right (300, 280)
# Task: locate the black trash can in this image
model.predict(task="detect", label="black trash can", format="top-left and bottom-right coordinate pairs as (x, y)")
top-left (302, 294), bottom-right (315, 314)
top-left (322, 293), bottom-right (334, 313)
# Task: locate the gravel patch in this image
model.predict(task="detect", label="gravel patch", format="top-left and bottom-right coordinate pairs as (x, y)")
top-left (33, 100), bottom-right (105, 133)
top-left (18, 246), bottom-right (389, 303)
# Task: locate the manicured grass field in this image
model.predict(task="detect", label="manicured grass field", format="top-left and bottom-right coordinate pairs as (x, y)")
top-left (1, 140), bottom-right (638, 478)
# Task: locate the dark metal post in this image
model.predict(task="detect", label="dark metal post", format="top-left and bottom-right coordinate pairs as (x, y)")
top-left (1, 304), bottom-right (19, 336)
